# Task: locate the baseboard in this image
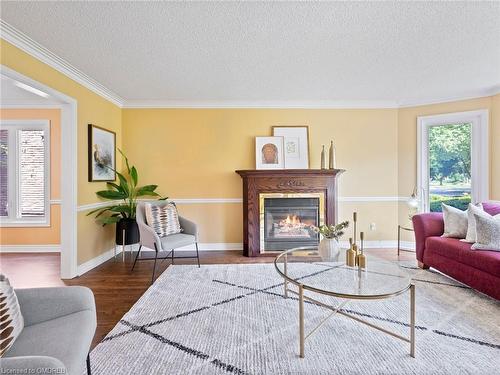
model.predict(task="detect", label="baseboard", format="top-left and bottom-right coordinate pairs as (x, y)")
top-left (338, 240), bottom-right (415, 251)
top-left (77, 246), bottom-right (123, 276)
top-left (0, 244), bottom-right (61, 253)
top-left (76, 240), bottom-right (415, 276)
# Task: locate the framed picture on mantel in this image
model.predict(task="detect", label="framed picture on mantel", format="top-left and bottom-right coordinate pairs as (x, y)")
top-left (273, 126), bottom-right (309, 169)
top-left (255, 136), bottom-right (284, 169)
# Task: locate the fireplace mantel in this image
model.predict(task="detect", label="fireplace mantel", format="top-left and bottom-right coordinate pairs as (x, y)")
top-left (236, 169), bottom-right (345, 257)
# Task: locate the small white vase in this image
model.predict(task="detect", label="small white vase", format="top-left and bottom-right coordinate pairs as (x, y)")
top-left (318, 238), bottom-right (341, 261)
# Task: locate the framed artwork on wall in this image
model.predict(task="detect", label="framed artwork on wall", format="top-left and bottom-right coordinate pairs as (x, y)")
top-left (255, 136), bottom-right (284, 169)
top-left (272, 126), bottom-right (309, 169)
top-left (88, 124), bottom-right (116, 182)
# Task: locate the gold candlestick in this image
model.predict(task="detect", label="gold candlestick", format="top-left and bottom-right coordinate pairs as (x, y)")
top-left (328, 141), bottom-right (334, 169)
top-left (321, 145), bottom-right (326, 169)
top-left (358, 231), bottom-right (366, 268)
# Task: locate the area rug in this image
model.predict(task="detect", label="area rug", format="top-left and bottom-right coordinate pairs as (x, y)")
top-left (89, 261), bottom-right (500, 374)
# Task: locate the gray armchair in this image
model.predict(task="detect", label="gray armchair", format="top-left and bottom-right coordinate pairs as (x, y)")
top-left (1, 286), bottom-right (96, 375)
top-left (132, 201), bottom-right (200, 282)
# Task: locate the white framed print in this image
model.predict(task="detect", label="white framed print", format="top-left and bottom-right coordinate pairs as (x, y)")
top-left (255, 136), bottom-right (284, 169)
top-left (273, 126), bottom-right (310, 169)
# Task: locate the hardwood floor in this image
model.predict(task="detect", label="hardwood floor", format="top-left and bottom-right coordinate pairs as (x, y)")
top-left (0, 248), bottom-right (414, 349)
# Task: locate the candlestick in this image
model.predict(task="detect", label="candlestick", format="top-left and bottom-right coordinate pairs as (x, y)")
top-left (321, 145), bottom-right (326, 169)
top-left (333, 146), bottom-right (337, 169)
top-left (328, 141), bottom-right (334, 169)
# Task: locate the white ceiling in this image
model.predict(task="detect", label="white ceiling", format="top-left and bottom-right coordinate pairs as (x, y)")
top-left (1, 1), bottom-right (499, 107)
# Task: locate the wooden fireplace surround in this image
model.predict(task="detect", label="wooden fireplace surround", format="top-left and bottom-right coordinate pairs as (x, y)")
top-left (236, 169), bottom-right (345, 257)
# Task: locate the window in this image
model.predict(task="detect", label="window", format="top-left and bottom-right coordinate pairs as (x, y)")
top-left (417, 110), bottom-right (488, 212)
top-left (0, 120), bottom-right (50, 226)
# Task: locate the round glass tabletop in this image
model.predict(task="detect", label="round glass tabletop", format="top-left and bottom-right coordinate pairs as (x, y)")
top-left (274, 246), bottom-right (412, 299)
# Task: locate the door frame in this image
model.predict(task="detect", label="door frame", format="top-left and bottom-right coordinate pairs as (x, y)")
top-left (417, 109), bottom-right (489, 212)
top-left (1, 64), bottom-right (78, 279)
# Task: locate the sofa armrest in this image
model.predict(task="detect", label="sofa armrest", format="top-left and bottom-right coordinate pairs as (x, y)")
top-left (15, 286), bottom-right (96, 327)
top-left (179, 216), bottom-right (198, 240)
top-left (0, 356), bottom-right (66, 373)
top-left (412, 212), bottom-right (444, 262)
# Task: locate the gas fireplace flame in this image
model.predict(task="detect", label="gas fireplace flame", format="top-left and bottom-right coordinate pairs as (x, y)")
top-left (284, 215), bottom-right (301, 225)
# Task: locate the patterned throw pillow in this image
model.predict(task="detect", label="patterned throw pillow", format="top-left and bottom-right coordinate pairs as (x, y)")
top-left (145, 203), bottom-right (182, 237)
top-left (0, 274), bottom-right (24, 357)
top-left (471, 214), bottom-right (500, 251)
top-left (462, 203), bottom-right (484, 243)
top-left (441, 203), bottom-right (468, 239)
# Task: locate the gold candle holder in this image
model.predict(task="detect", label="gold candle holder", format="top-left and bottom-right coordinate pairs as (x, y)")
top-left (321, 145), bottom-right (326, 169)
top-left (358, 231), bottom-right (366, 269)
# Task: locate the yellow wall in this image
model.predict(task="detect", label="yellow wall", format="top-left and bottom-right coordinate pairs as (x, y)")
top-left (0, 40), bottom-right (122, 264)
top-left (2, 37), bottom-right (498, 262)
top-left (122, 108), bottom-right (400, 243)
top-left (0, 109), bottom-right (61, 245)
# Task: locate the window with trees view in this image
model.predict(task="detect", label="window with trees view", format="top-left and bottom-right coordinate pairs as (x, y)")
top-left (418, 110), bottom-right (488, 213)
top-left (0, 120), bottom-right (50, 226)
top-left (429, 123), bottom-right (471, 212)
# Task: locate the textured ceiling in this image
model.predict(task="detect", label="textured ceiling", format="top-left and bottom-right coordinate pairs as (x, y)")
top-left (1, 1), bottom-right (499, 106)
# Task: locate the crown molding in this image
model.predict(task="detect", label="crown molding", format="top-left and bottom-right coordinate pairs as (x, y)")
top-left (0, 20), bottom-right (125, 107)
top-left (121, 100), bottom-right (400, 109)
top-left (397, 86), bottom-right (500, 108)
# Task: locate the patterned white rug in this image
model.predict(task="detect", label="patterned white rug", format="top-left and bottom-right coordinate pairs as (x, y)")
top-left (89, 261), bottom-right (500, 374)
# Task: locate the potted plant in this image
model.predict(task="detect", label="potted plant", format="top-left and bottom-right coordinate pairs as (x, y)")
top-left (314, 221), bottom-right (349, 261)
top-left (87, 149), bottom-right (165, 245)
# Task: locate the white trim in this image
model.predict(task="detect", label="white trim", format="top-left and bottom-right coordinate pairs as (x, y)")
top-left (0, 244), bottom-right (60, 253)
top-left (77, 246), bottom-right (120, 276)
top-left (122, 100), bottom-right (400, 109)
top-left (417, 110), bottom-right (489, 212)
top-left (398, 88), bottom-right (500, 108)
top-left (2, 20), bottom-right (499, 110)
top-left (50, 199), bottom-right (61, 205)
top-left (77, 196), bottom-right (412, 211)
top-left (77, 240), bottom-right (416, 274)
top-left (1, 65), bottom-right (79, 279)
top-left (0, 20), bottom-right (124, 107)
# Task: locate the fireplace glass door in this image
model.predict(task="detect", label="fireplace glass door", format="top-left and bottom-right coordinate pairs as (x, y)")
top-left (261, 197), bottom-right (321, 251)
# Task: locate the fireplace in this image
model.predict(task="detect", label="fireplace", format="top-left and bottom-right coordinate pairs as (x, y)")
top-left (236, 169), bottom-right (344, 257)
top-left (259, 193), bottom-right (324, 252)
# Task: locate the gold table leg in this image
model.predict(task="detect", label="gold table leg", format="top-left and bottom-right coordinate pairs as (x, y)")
top-left (410, 283), bottom-right (416, 358)
top-left (299, 284), bottom-right (304, 358)
top-left (122, 229), bottom-right (126, 262)
top-left (284, 253), bottom-right (288, 298)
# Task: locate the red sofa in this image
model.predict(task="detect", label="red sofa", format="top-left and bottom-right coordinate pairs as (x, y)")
top-left (412, 202), bottom-right (500, 300)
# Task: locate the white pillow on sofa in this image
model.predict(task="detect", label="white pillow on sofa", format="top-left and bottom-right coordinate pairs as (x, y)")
top-left (471, 214), bottom-right (500, 251)
top-left (0, 274), bottom-right (24, 356)
top-left (441, 203), bottom-right (468, 239)
top-left (462, 203), bottom-right (484, 243)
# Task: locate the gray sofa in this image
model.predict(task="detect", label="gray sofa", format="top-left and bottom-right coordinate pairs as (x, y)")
top-left (1, 286), bottom-right (97, 375)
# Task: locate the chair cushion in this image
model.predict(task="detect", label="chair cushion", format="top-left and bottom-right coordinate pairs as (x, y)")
top-left (160, 233), bottom-right (196, 250)
top-left (4, 310), bottom-right (95, 375)
top-left (425, 236), bottom-right (500, 277)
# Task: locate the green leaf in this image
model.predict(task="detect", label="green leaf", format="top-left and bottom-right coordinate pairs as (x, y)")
top-left (96, 190), bottom-right (127, 200)
top-left (118, 148), bottom-right (131, 173)
top-left (136, 185), bottom-right (158, 196)
top-left (116, 171), bottom-right (130, 195)
top-left (130, 166), bottom-right (138, 186)
top-left (106, 182), bottom-right (124, 193)
top-left (109, 205), bottom-right (131, 213)
top-left (86, 206), bottom-right (112, 216)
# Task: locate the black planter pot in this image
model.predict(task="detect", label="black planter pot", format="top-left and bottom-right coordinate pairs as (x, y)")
top-left (116, 218), bottom-right (140, 245)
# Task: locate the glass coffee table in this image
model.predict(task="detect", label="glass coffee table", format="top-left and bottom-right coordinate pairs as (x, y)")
top-left (274, 246), bottom-right (415, 358)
